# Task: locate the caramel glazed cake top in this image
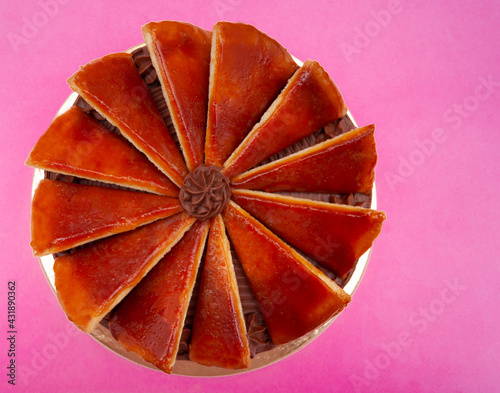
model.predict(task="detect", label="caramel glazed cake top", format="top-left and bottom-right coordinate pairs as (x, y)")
top-left (44, 45), bottom-right (371, 360)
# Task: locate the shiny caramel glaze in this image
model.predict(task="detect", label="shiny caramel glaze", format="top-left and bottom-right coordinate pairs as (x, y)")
top-left (190, 215), bottom-right (251, 369)
top-left (54, 213), bottom-right (196, 333)
top-left (232, 124), bottom-right (377, 194)
top-left (222, 60), bottom-right (347, 179)
top-left (142, 21), bottom-right (212, 171)
top-left (67, 53), bottom-right (188, 186)
top-left (31, 179), bottom-right (182, 257)
top-left (25, 106), bottom-right (179, 196)
top-left (223, 202), bottom-right (351, 345)
top-left (232, 190), bottom-right (386, 279)
top-left (109, 221), bottom-right (209, 374)
top-left (204, 22), bottom-right (298, 167)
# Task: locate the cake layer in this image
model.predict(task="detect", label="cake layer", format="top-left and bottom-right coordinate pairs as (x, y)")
top-left (142, 21), bottom-right (212, 171)
top-left (223, 201), bottom-right (351, 345)
top-left (26, 106), bottom-right (179, 196)
top-left (190, 215), bottom-right (251, 369)
top-left (109, 221), bottom-right (209, 374)
top-left (67, 52), bottom-right (188, 186)
top-left (31, 179), bottom-right (182, 256)
top-left (232, 124), bottom-right (377, 194)
top-left (232, 190), bottom-right (385, 278)
top-left (222, 60), bottom-right (347, 179)
top-left (54, 213), bottom-right (195, 333)
top-left (205, 22), bottom-right (298, 167)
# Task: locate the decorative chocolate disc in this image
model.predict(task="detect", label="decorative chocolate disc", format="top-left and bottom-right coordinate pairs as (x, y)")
top-left (179, 165), bottom-right (231, 220)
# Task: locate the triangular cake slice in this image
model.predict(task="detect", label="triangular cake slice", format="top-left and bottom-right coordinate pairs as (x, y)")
top-left (67, 53), bottom-right (188, 186)
top-left (222, 60), bottom-right (347, 179)
top-left (109, 221), bottom-right (209, 374)
top-left (31, 179), bottom-right (182, 257)
top-left (190, 215), bottom-right (251, 369)
top-left (25, 106), bottom-right (178, 196)
top-left (223, 201), bottom-right (351, 345)
top-left (142, 21), bottom-right (212, 171)
top-left (232, 124), bottom-right (377, 194)
top-left (232, 190), bottom-right (386, 278)
top-left (54, 213), bottom-right (195, 333)
top-left (204, 22), bottom-right (298, 167)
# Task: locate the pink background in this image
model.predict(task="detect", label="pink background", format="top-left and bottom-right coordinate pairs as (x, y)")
top-left (1, 0), bottom-right (499, 392)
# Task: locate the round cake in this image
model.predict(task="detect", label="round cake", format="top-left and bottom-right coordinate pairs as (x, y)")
top-left (26, 21), bottom-right (386, 375)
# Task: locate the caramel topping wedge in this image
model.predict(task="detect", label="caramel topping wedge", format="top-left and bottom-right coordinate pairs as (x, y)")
top-left (143, 21), bottom-right (212, 171)
top-left (232, 190), bottom-right (385, 278)
top-left (205, 22), bottom-right (298, 167)
top-left (232, 124), bottom-right (377, 194)
top-left (109, 221), bottom-right (209, 374)
top-left (190, 215), bottom-right (251, 369)
top-left (25, 106), bottom-right (179, 196)
top-left (223, 201), bottom-right (350, 345)
top-left (31, 179), bottom-right (182, 257)
top-left (67, 53), bottom-right (188, 186)
top-left (222, 60), bottom-right (347, 178)
top-left (54, 213), bottom-right (195, 333)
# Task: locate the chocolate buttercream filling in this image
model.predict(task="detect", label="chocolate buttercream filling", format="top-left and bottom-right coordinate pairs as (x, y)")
top-left (245, 312), bottom-right (275, 358)
top-left (133, 46), bottom-right (158, 85)
top-left (179, 165), bottom-right (231, 220)
top-left (46, 45), bottom-right (371, 362)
